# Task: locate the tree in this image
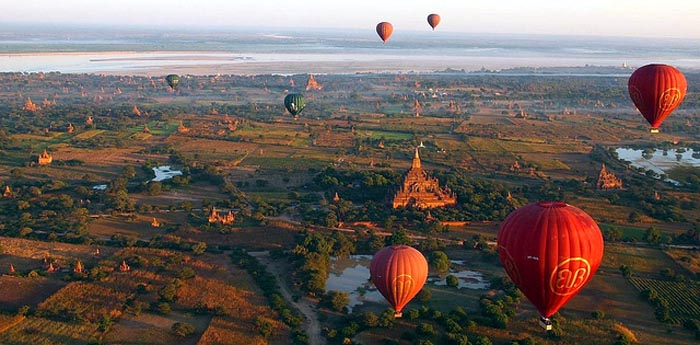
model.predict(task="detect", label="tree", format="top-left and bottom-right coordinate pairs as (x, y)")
top-left (429, 251), bottom-right (450, 274)
top-left (321, 290), bottom-right (350, 312)
top-left (172, 322), bottom-right (195, 337)
top-left (645, 227), bottom-right (662, 245)
top-left (446, 274), bottom-right (459, 287)
top-left (385, 228), bottom-right (411, 246)
top-left (191, 241), bottom-right (207, 255)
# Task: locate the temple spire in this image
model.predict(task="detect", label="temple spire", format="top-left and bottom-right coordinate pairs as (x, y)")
top-left (412, 147), bottom-right (421, 170)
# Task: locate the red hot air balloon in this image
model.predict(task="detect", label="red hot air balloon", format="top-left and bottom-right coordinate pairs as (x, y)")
top-left (370, 245), bottom-right (428, 318)
top-left (497, 202), bottom-right (604, 330)
top-left (628, 64), bottom-right (687, 133)
top-left (427, 14), bottom-right (441, 30)
top-left (376, 22), bottom-right (394, 43)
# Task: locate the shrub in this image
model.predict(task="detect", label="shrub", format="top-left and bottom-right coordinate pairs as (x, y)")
top-left (172, 322), bottom-right (195, 337)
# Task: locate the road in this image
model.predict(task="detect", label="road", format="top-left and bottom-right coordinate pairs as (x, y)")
top-left (249, 251), bottom-right (322, 345)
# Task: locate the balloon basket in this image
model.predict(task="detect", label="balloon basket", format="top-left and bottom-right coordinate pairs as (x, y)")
top-left (650, 128), bottom-right (660, 134)
top-left (394, 312), bottom-right (403, 319)
top-left (539, 317), bottom-right (552, 331)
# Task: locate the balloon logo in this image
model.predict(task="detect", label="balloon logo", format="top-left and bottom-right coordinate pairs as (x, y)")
top-left (549, 258), bottom-right (591, 296)
top-left (628, 64), bottom-right (687, 133)
top-left (497, 201), bottom-right (604, 322)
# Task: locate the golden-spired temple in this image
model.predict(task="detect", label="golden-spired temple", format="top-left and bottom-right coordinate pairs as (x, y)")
top-left (596, 163), bottom-right (623, 190)
top-left (391, 147), bottom-right (457, 209)
top-left (38, 149), bottom-right (53, 165)
top-left (208, 207), bottom-right (235, 225)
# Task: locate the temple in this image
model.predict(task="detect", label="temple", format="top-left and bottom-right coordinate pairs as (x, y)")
top-left (306, 74), bottom-right (323, 91)
top-left (38, 149), bottom-right (53, 165)
top-left (391, 148), bottom-right (457, 209)
top-left (596, 164), bottom-right (623, 190)
top-left (208, 207), bottom-right (235, 225)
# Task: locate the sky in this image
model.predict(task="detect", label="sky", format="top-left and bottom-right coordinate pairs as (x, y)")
top-left (3, 0), bottom-right (700, 39)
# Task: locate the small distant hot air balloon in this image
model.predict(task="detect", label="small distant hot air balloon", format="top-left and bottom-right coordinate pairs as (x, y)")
top-left (370, 245), bottom-right (428, 318)
top-left (427, 14), bottom-right (441, 30)
top-left (166, 74), bottom-right (180, 90)
top-left (497, 202), bottom-right (604, 330)
top-left (628, 64), bottom-right (687, 133)
top-left (376, 22), bottom-right (394, 43)
top-left (284, 93), bottom-right (306, 116)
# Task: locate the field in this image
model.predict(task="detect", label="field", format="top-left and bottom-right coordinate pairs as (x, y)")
top-left (1, 71), bottom-right (700, 344)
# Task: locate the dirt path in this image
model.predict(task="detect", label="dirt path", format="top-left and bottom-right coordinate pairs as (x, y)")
top-left (249, 251), bottom-right (322, 345)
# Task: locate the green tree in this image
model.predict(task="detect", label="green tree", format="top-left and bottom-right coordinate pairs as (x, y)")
top-left (191, 241), bottom-right (207, 255)
top-left (321, 291), bottom-right (350, 312)
top-left (429, 251), bottom-right (450, 274)
top-left (446, 274), bottom-right (459, 287)
top-left (172, 322), bottom-right (195, 337)
top-left (385, 229), bottom-right (411, 246)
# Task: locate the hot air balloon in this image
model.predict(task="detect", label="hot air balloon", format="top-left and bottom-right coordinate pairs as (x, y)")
top-left (284, 93), bottom-right (306, 116)
top-left (497, 201), bottom-right (604, 330)
top-left (427, 14), bottom-right (441, 30)
top-left (628, 64), bottom-right (687, 133)
top-left (376, 22), bottom-right (394, 43)
top-left (370, 245), bottom-right (428, 318)
top-left (165, 74), bottom-right (180, 89)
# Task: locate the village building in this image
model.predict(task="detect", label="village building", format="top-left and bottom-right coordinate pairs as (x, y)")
top-left (38, 149), bottom-right (53, 165)
top-left (596, 164), bottom-right (623, 190)
top-left (208, 207), bottom-right (235, 225)
top-left (391, 147), bottom-right (457, 209)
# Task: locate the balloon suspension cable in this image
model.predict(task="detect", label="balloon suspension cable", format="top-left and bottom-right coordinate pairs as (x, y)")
top-left (539, 316), bottom-right (553, 331)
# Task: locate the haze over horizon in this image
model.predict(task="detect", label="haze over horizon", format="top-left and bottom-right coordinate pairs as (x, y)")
top-left (2, 0), bottom-right (699, 40)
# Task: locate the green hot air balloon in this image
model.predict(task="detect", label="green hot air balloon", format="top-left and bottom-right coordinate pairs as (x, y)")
top-left (284, 93), bottom-right (306, 116)
top-left (166, 74), bottom-right (180, 89)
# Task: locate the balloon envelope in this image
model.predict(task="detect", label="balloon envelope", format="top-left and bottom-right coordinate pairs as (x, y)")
top-left (284, 93), bottom-right (306, 116)
top-left (628, 64), bottom-right (687, 132)
top-left (376, 22), bottom-right (394, 43)
top-left (497, 201), bottom-right (604, 318)
top-left (165, 74), bottom-right (180, 89)
top-left (427, 14), bottom-right (441, 30)
top-left (370, 245), bottom-right (428, 317)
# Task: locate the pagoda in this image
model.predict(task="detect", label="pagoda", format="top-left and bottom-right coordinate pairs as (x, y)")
top-left (38, 149), bottom-right (53, 165)
top-left (208, 207), bottom-right (235, 225)
top-left (3, 186), bottom-right (12, 198)
top-left (305, 74), bottom-right (323, 91)
top-left (151, 217), bottom-right (161, 228)
top-left (596, 164), bottom-right (623, 190)
top-left (391, 147), bottom-right (457, 209)
top-left (67, 123), bottom-right (74, 133)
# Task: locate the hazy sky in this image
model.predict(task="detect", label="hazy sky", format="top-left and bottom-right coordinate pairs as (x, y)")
top-left (4, 0), bottom-right (700, 39)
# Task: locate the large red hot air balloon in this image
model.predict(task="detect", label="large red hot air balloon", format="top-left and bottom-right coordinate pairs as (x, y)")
top-left (370, 245), bottom-right (428, 318)
top-left (427, 14), bottom-right (441, 30)
top-left (628, 64), bottom-right (687, 133)
top-left (376, 22), bottom-right (394, 43)
top-left (497, 202), bottom-right (604, 330)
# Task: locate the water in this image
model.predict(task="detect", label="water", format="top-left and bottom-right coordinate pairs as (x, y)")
top-left (326, 255), bottom-right (489, 312)
top-left (615, 147), bottom-right (700, 184)
top-left (151, 166), bottom-right (183, 182)
top-left (3, 27), bottom-right (700, 74)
